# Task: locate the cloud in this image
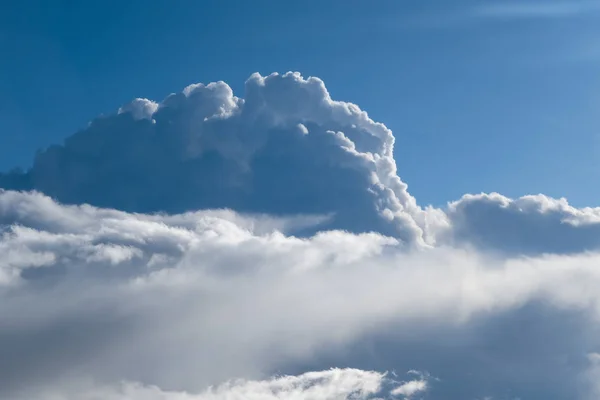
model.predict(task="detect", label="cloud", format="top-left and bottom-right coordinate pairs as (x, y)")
top-left (118, 98), bottom-right (159, 121)
top-left (1, 192), bottom-right (600, 399)
top-left (0, 72), bottom-right (434, 245)
top-left (389, 372), bottom-right (428, 398)
top-left (444, 192), bottom-right (600, 255)
top-left (3, 72), bottom-right (600, 257)
top-left (15, 368), bottom-right (399, 400)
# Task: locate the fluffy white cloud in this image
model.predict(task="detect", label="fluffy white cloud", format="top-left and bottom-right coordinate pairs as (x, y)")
top-left (389, 372), bottom-right (428, 398)
top-left (15, 368), bottom-right (400, 400)
top-left (445, 192), bottom-right (600, 255)
top-left (0, 72), bottom-right (434, 244)
top-left (1, 191), bottom-right (600, 399)
top-left (390, 382), bottom-right (426, 398)
top-left (118, 98), bottom-right (159, 121)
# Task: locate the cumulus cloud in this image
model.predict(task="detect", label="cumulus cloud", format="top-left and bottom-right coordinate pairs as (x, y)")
top-left (445, 193), bottom-right (600, 255)
top-left (118, 98), bottom-right (159, 121)
top-left (0, 72), bottom-right (434, 244)
top-left (1, 192), bottom-right (600, 399)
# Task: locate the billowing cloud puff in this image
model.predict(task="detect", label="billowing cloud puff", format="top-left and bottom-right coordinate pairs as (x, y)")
top-left (445, 192), bottom-right (600, 255)
top-left (118, 98), bottom-right (159, 121)
top-left (1, 191), bottom-right (600, 399)
top-left (0, 72), bottom-right (434, 244)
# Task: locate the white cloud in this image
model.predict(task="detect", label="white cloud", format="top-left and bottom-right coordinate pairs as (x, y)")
top-left (390, 376), bottom-right (427, 398)
top-left (118, 98), bottom-right (159, 121)
top-left (1, 192), bottom-right (600, 398)
top-left (0, 72), bottom-right (432, 245)
top-left (16, 369), bottom-right (393, 400)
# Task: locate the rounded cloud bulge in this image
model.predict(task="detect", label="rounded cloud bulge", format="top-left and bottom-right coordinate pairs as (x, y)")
top-left (0, 72), bottom-right (442, 246)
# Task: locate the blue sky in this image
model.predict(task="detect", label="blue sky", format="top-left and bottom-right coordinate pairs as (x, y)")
top-left (2, 0), bottom-right (599, 207)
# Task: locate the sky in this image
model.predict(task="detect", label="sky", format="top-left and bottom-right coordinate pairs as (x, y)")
top-left (2, 1), bottom-right (600, 400)
top-left (2, 0), bottom-right (600, 207)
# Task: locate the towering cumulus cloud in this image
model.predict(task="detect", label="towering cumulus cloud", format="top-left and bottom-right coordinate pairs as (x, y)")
top-left (0, 72), bottom-right (439, 244)
top-left (2, 73), bottom-right (600, 399)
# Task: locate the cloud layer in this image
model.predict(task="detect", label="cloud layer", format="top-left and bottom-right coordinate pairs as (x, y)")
top-left (1, 72), bottom-right (600, 399)
top-left (16, 368), bottom-right (433, 400)
top-left (2, 191), bottom-right (600, 399)
top-left (3, 72), bottom-right (600, 255)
